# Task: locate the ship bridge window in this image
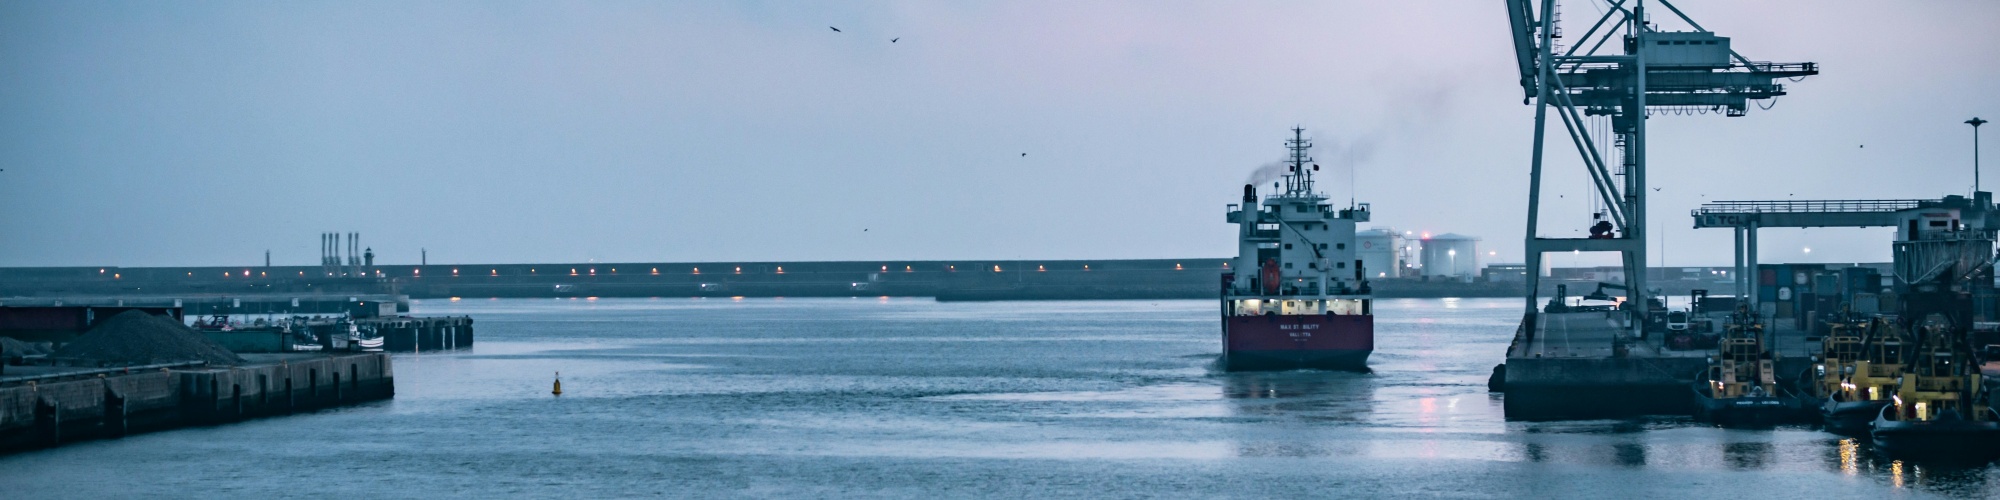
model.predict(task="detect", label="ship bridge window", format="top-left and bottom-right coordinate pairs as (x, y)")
top-left (1318, 243), bottom-right (1328, 250)
top-left (1284, 263), bottom-right (1293, 269)
top-left (1336, 243), bottom-right (1345, 250)
top-left (1326, 299), bottom-right (1367, 315)
top-left (1308, 262), bottom-right (1317, 269)
top-left (1233, 299), bottom-right (1272, 316)
top-left (1337, 262), bottom-right (1346, 269)
top-left (1296, 205), bottom-right (1309, 213)
top-left (1284, 243), bottom-right (1293, 249)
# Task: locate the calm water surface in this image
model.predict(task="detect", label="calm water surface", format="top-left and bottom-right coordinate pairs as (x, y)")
top-left (3, 297), bottom-right (1996, 498)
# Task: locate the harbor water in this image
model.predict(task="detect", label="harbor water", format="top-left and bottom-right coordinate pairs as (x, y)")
top-left (2, 297), bottom-right (1996, 498)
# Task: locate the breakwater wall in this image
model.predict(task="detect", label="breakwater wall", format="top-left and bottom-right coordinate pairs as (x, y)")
top-left (0, 353), bottom-right (392, 454)
top-left (1, 260), bottom-right (1732, 301)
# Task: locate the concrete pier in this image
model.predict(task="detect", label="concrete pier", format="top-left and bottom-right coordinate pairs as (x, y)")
top-left (0, 352), bottom-right (392, 454)
top-left (1500, 312), bottom-right (1815, 420)
top-left (362, 316), bottom-right (474, 352)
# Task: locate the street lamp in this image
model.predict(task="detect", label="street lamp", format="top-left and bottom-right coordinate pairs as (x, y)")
top-left (1972, 117), bottom-right (1988, 193)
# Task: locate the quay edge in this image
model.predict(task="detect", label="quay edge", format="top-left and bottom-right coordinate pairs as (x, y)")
top-left (1499, 311), bottom-right (1812, 421)
top-left (0, 352), bottom-right (392, 454)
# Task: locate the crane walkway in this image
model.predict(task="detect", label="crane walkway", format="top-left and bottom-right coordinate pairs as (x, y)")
top-left (1691, 199), bottom-right (1928, 229)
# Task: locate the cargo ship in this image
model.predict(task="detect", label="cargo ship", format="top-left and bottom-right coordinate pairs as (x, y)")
top-left (1219, 128), bottom-right (1373, 371)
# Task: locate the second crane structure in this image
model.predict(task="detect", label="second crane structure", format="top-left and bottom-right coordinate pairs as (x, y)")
top-left (1505, 0), bottom-right (1817, 333)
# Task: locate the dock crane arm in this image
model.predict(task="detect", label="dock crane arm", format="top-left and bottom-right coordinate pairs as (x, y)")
top-left (1504, 0), bottom-right (1540, 101)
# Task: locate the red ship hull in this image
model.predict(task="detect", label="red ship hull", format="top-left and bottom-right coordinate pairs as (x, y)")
top-left (1221, 313), bottom-right (1373, 371)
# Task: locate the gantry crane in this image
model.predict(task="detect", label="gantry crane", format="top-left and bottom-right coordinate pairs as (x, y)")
top-left (1506, 0), bottom-right (1817, 333)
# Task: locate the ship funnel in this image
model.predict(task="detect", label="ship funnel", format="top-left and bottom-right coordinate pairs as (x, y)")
top-left (1243, 184), bottom-right (1257, 203)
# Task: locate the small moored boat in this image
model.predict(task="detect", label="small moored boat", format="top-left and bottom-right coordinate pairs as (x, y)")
top-left (1693, 305), bottom-right (1806, 426)
top-left (1806, 313), bottom-right (1902, 435)
top-left (1870, 314), bottom-right (2000, 458)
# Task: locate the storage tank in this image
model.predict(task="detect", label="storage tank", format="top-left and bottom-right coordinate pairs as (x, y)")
top-left (1420, 233), bottom-right (1480, 280)
top-left (1355, 228), bottom-right (1404, 279)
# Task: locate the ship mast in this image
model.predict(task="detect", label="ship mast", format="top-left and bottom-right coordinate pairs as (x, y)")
top-left (1284, 127), bottom-right (1315, 197)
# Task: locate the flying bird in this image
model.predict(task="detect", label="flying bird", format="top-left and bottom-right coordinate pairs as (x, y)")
top-left (1021, 153), bottom-right (1027, 157)
top-left (830, 26), bottom-right (841, 32)
top-left (891, 37), bottom-right (899, 43)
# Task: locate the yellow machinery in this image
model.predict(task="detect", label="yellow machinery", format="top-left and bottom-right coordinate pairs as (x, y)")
top-left (1871, 315), bottom-right (2000, 456)
top-left (1706, 308), bottom-right (1774, 400)
top-left (1808, 312), bottom-right (1866, 399)
top-left (1818, 317), bottom-right (1906, 434)
top-left (1842, 318), bottom-right (1907, 404)
top-left (1886, 318), bottom-right (1988, 423)
top-left (1694, 306), bottom-right (1803, 425)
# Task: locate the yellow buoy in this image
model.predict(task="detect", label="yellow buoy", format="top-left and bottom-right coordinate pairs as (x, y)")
top-left (552, 371), bottom-right (563, 396)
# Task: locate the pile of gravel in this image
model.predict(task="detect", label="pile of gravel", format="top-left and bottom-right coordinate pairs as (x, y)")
top-left (53, 310), bottom-right (244, 366)
top-left (1, 336), bottom-right (53, 359)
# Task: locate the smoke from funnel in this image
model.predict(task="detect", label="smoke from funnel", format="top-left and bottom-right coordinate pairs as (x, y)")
top-left (1244, 135), bottom-right (1373, 187)
top-left (1245, 159), bottom-right (1290, 186)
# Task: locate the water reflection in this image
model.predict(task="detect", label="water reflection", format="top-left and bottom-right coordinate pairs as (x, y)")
top-left (1837, 438), bottom-right (1859, 476)
top-left (1722, 441), bottom-right (1775, 470)
top-left (1612, 442), bottom-right (1647, 467)
top-left (1220, 370), bottom-right (1377, 458)
top-left (1220, 370), bottom-right (1377, 421)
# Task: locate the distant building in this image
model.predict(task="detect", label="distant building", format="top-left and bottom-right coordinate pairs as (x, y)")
top-left (1483, 263), bottom-right (1528, 283)
top-left (1420, 233), bottom-right (1480, 281)
top-left (1355, 228), bottom-right (1408, 279)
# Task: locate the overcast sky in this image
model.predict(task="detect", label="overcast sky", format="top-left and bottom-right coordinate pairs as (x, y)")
top-left (1, 1), bottom-right (1995, 268)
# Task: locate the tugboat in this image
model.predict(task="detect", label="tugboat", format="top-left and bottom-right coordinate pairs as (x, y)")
top-left (1867, 202), bottom-right (2000, 457)
top-left (1870, 315), bottom-right (2000, 458)
top-left (1812, 315), bottom-right (1904, 435)
top-left (1219, 128), bottom-right (1373, 371)
top-left (1692, 305), bottom-right (1805, 425)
